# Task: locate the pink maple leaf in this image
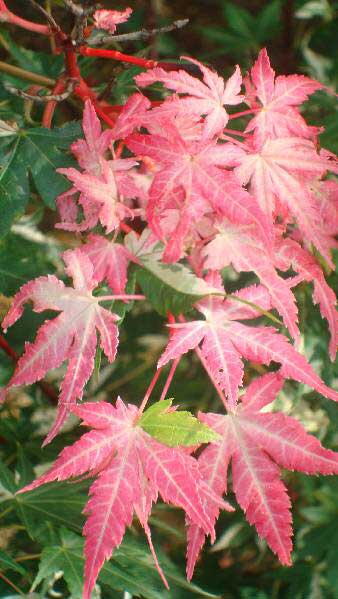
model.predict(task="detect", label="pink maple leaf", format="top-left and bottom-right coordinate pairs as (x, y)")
top-left (112, 93), bottom-right (151, 140)
top-left (158, 279), bottom-right (338, 407)
top-left (235, 137), bottom-right (337, 265)
top-left (57, 158), bottom-right (138, 233)
top-left (93, 8), bottom-right (133, 34)
top-left (1, 249), bottom-right (119, 444)
top-left (127, 123), bottom-right (269, 261)
top-left (275, 237), bottom-right (338, 360)
top-left (202, 218), bottom-right (299, 340)
top-left (136, 57), bottom-right (244, 140)
top-left (71, 100), bottom-right (115, 175)
top-left (18, 397), bottom-right (221, 598)
top-left (245, 48), bottom-right (322, 145)
top-left (79, 234), bottom-right (134, 295)
top-left (186, 373), bottom-right (338, 577)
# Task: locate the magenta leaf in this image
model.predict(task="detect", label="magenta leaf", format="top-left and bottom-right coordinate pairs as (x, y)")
top-left (186, 375), bottom-right (338, 577)
top-left (18, 397), bottom-right (220, 599)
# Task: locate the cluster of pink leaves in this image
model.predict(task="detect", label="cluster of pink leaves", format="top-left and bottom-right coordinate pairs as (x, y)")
top-left (2, 48), bottom-right (338, 598)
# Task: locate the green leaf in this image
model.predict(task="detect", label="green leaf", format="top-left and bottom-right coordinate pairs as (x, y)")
top-left (136, 256), bottom-right (221, 316)
top-left (0, 233), bottom-right (54, 295)
top-left (112, 66), bottom-right (142, 103)
top-left (32, 528), bottom-right (84, 599)
top-left (256, 0), bottom-right (282, 42)
top-left (0, 137), bottom-right (28, 236)
top-left (15, 480), bottom-right (88, 540)
top-left (0, 31), bottom-right (63, 78)
top-left (0, 459), bottom-right (18, 494)
top-left (222, 3), bottom-right (254, 39)
top-left (33, 529), bottom-right (219, 599)
top-left (110, 534), bottom-right (220, 598)
top-left (139, 399), bottom-right (220, 447)
top-left (0, 122), bottom-right (81, 236)
top-left (16, 447), bottom-right (35, 488)
top-left (0, 549), bottom-right (28, 577)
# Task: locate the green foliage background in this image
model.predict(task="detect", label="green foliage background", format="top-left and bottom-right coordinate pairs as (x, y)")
top-left (0, 1), bottom-right (337, 598)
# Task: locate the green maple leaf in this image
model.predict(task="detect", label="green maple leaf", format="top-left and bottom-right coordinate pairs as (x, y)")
top-left (139, 399), bottom-right (220, 447)
top-left (0, 121), bottom-right (81, 236)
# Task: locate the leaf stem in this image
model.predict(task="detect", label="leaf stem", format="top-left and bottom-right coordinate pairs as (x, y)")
top-left (229, 108), bottom-right (259, 119)
top-left (0, 571), bottom-right (24, 596)
top-left (222, 127), bottom-right (248, 137)
top-left (0, 60), bottom-right (55, 87)
top-left (159, 358), bottom-right (180, 401)
top-left (138, 368), bottom-right (162, 414)
top-left (15, 553), bottom-right (41, 562)
top-left (227, 294), bottom-right (283, 325)
top-left (97, 294), bottom-right (145, 302)
top-left (0, 505), bottom-right (14, 519)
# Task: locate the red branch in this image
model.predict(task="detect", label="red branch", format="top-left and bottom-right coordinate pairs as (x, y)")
top-left (0, 1), bottom-right (50, 35)
top-left (42, 77), bottom-right (67, 128)
top-left (79, 46), bottom-right (184, 72)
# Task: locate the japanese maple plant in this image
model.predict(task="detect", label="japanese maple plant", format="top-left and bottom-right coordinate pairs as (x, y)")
top-left (0, 3), bottom-right (337, 598)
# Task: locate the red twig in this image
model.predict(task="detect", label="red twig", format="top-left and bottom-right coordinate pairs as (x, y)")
top-left (120, 222), bottom-right (135, 234)
top-left (0, 0), bottom-right (50, 35)
top-left (79, 46), bottom-right (183, 71)
top-left (0, 334), bottom-right (17, 361)
top-left (42, 77), bottom-right (67, 128)
top-left (63, 46), bottom-right (117, 128)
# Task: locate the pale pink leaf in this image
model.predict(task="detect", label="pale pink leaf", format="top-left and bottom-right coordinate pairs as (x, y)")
top-left (80, 234), bottom-right (131, 295)
top-left (113, 93), bottom-right (151, 140)
top-left (246, 48), bottom-right (322, 143)
top-left (235, 138), bottom-right (336, 265)
top-left (127, 128), bottom-right (270, 255)
top-left (136, 58), bottom-right (243, 140)
top-left (71, 100), bottom-right (114, 175)
top-left (93, 8), bottom-right (133, 33)
top-left (195, 374), bottom-right (338, 567)
top-left (202, 222), bottom-right (299, 339)
top-left (1, 249), bottom-right (119, 442)
top-left (57, 160), bottom-right (134, 233)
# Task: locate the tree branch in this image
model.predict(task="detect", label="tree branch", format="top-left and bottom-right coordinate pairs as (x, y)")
top-left (90, 18), bottom-right (189, 45)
